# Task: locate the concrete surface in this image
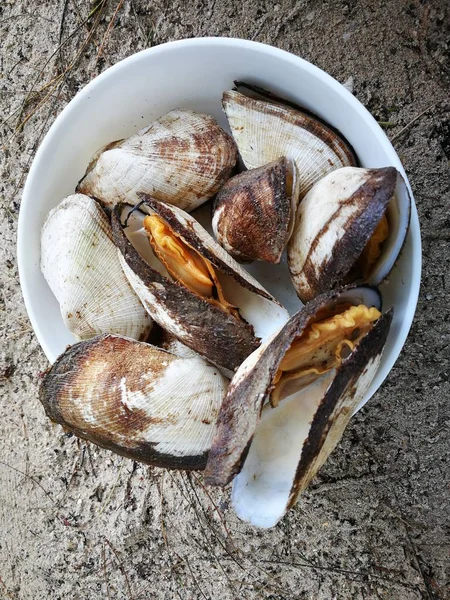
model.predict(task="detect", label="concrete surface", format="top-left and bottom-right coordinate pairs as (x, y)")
top-left (1, 1), bottom-right (449, 598)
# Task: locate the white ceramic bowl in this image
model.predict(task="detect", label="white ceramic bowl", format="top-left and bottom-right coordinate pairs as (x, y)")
top-left (18, 37), bottom-right (421, 410)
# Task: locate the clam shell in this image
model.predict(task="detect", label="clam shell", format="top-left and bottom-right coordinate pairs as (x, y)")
top-left (223, 87), bottom-right (357, 199)
top-left (40, 335), bottom-right (228, 470)
top-left (231, 308), bottom-right (391, 527)
top-left (212, 157), bottom-right (299, 263)
top-left (41, 194), bottom-right (152, 341)
top-left (77, 109), bottom-right (237, 212)
top-left (204, 284), bottom-right (385, 487)
top-left (287, 167), bottom-right (411, 302)
top-left (112, 198), bottom-right (289, 374)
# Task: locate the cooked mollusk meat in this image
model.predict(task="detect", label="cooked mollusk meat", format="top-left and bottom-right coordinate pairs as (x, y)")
top-left (112, 197), bottom-right (289, 374)
top-left (40, 335), bottom-right (229, 470)
top-left (287, 166), bottom-right (411, 302)
top-left (212, 157), bottom-right (299, 263)
top-left (204, 285), bottom-right (392, 527)
top-left (222, 83), bottom-right (357, 199)
top-left (40, 194), bottom-right (152, 341)
top-left (77, 109), bottom-right (238, 212)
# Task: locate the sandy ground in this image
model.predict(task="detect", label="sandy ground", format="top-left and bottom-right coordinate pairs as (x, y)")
top-left (1, 1), bottom-right (449, 599)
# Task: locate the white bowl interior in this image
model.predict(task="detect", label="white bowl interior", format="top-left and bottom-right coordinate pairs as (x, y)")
top-left (18, 38), bottom-right (421, 411)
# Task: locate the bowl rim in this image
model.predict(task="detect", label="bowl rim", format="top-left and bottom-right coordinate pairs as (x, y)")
top-left (18, 36), bottom-right (422, 408)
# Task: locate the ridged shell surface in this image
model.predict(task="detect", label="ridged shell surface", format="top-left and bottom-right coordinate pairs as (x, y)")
top-left (77, 109), bottom-right (238, 212)
top-left (223, 90), bottom-right (357, 198)
top-left (41, 194), bottom-right (152, 341)
top-left (212, 157), bottom-right (298, 263)
top-left (40, 335), bottom-right (228, 470)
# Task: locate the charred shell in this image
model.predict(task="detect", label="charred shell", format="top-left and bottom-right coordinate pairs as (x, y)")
top-left (77, 109), bottom-right (238, 212)
top-left (212, 156), bottom-right (299, 263)
top-left (40, 335), bottom-right (229, 470)
top-left (112, 197), bottom-right (289, 374)
top-left (204, 285), bottom-right (392, 527)
top-left (287, 166), bottom-right (411, 302)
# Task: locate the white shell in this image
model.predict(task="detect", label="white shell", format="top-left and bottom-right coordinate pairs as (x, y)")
top-left (287, 167), bottom-right (411, 301)
top-left (223, 90), bottom-right (356, 199)
top-left (41, 194), bottom-right (152, 341)
top-left (77, 109), bottom-right (237, 212)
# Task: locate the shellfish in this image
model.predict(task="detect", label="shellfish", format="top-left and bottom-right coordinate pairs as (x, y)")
top-left (77, 109), bottom-right (238, 212)
top-left (204, 285), bottom-right (392, 527)
top-left (222, 82), bottom-right (357, 199)
top-left (41, 194), bottom-right (152, 341)
top-left (287, 166), bottom-right (411, 302)
top-left (112, 197), bottom-right (289, 375)
top-left (212, 156), bottom-right (299, 263)
top-left (40, 335), bottom-right (229, 469)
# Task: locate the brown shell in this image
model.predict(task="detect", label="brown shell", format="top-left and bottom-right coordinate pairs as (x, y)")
top-left (40, 335), bottom-right (228, 470)
top-left (287, 167), bottom-right (399, 302)
top-left (76, 109), bottom-right (238, 212)
top-left (212, 157), bottom-right (295, 263)
top-left (204, 285), bottom-right (385, 487)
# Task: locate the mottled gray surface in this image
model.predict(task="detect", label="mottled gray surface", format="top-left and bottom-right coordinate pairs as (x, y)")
top-left (1, 1), bottom-right (449, 599)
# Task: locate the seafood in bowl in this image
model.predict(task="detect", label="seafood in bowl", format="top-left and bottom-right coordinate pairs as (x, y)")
top-left (18, 40), bottom-right (419, 530)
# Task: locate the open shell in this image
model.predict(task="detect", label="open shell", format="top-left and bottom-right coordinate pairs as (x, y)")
top-left (204, 285), bottom-right (392, 526)
top-left (223, 83), bottom-right (357, 199)
top-left (112, 197), bottom-right (289, 375)
top-left (77, 109), bottom-right (238, 212)
top-left (287, 167), bottom-right (411, 302)
top-left (41, 194), bottom-right (152, 341)
top-left (40, 335), bottom-right (229, 470)
top-left (212, 157), bottom-right (299, 263)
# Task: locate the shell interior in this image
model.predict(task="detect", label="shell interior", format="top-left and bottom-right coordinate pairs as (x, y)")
top-left (369, 171), bottom-right (411, 285)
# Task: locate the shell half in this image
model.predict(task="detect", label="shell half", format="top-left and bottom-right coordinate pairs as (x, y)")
top-left (223, 85), bottom-right (357, 199)
top-left (287, 166), bottom-right (411, 302)
top-left (112, 197), bottom-right (289, 374)
top-left (40, 335), bottom-right (228, 470)
top-left (40, 194), bottom-right (152, 341)
top-left (77, 109), bottom-right (238, 212)
top-left (212, 156), bottom-right (299, 263)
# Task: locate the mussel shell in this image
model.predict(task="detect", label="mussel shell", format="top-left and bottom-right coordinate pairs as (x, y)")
top-left (112, 197), bottom-right (289, 374)
top-left (223, 86), bottom-right (357, 199)
top-left (212, 157), bottom-right (298, 264)
top-left (204, 284), bottom-right (384, 487)
top-left (76, 109), bottom-right (238, 212)
top-left (231, 307), bottom-right (392, 528)
top-left (40, 194), bottom-right (152, 341)
top-left (287, 167), bottom-right (411, 302)
top-left (40, 335), bottom-right (228, 470)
